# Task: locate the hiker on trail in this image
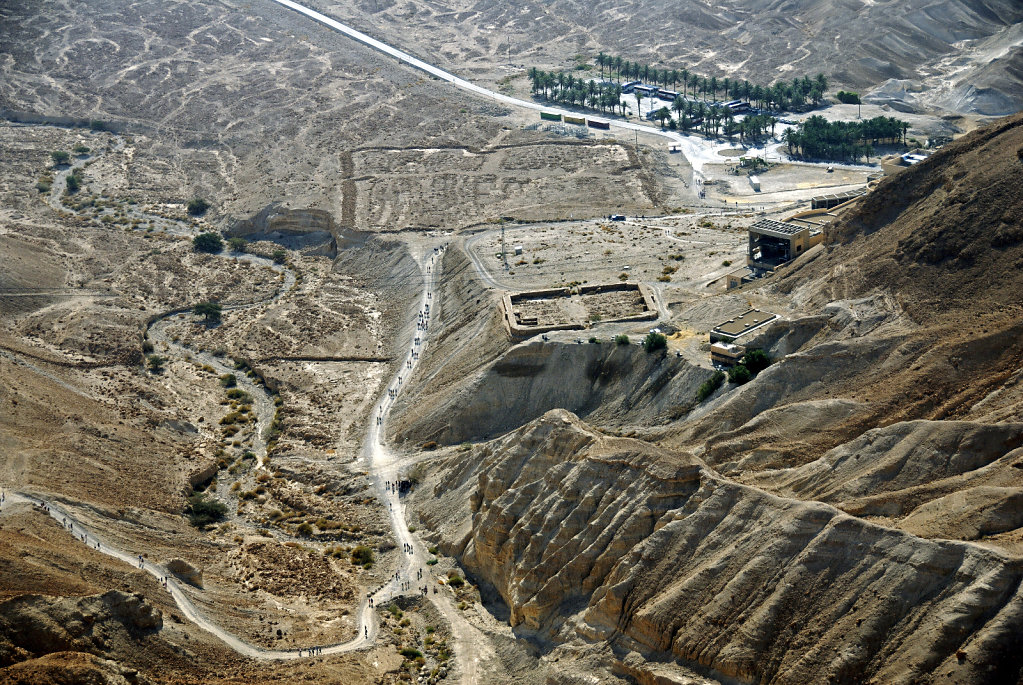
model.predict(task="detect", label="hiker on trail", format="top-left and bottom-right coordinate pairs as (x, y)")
top-left (364, 626), bottom-right (368, 638)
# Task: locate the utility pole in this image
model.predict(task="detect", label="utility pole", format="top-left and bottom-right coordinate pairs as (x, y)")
top-left (501, 223), bottom-right (508, 270)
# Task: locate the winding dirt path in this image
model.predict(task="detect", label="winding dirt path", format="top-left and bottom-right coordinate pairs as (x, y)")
top-left (1, 235), bottom-right (488, 673)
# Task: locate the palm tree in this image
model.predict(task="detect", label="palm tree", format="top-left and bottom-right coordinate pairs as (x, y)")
top-left (681, 69), bottom-right (690, 98)
top-left (672, 94), bottom-right (685, 121)
top-left (654, 106), bottom-right (671, 128)
top-left (710, 76), bottom-right (718, 102)
top-left (527, 67), bottom-right (539, 94)
top-left (722, 77), bottom-right (731, 101)
top-left (614, 56), bottom-right (623, 82)
top-left (670, 69), bottom-right (680, 91)
top-left (634, 90), bottom-right (644, 119)
top-left (641, 64), bottom-right (650, 83)
top-left (597, 52), bottom-right (607, 79)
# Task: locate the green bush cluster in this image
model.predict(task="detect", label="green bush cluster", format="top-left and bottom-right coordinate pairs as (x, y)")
top-left (187, 197), bottom-right (210, 216)
top-left (186, 492), bottom-right (227, 528)
top-left (696, 370), bottom-right (725, 401)
top-left (351, 545), bottom-right (374, 566)
top-left (642, 331), bottom-right (667, 353)
top-left (727, 348), bottom-right (772, 386)
top-left (192, 232), bottom-right (223, 253)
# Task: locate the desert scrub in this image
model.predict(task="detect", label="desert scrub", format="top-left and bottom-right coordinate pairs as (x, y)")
top-left (642, 331), bottom-right (667, 353)
top-left (696, 370), bottom-right (726, 401)
top-left (186, 492), bottom-right (227, 528)
top-left (351, 545), bottom-right (374, 566)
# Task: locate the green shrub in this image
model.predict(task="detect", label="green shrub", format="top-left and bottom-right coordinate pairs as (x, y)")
top-left (219, 373), bottom-right (237, 388)
top-left (73, 144), bottom-right (90, 154)
top-left (447, 574), bottom-right (464, 588)
top-left (193, 301), bottom-right (222, 325)
top-left (728, 364), bottom-right (751, 384)
top-left (296, 522), bottom-right (314, 537)
top-left (614, 334), bottom-right (630, 346)
top-left (351, 545), bottom-right (374, 565)
top-left (272, 248), bottom-right (288, 264)
top-left (226, 388), bottom-right (251, 401)
top-left (65, 174), bottom-right (80, 193)
top-left (51, 150), bottom-right (70, 165)
top-left (588, 336), bottom-right (599, 344)
top-left (186, 492), bottom-right (227, 528)
top-left (227, 237), bottom-right (248, 253)
top-left (187, 198), bottom-right (210, 216)
top-left (192, 232), bottom-right (223, 253)
top-left (36, 182), bottom-right (51, 193)
top-left (743, 348), bottom-right (771, 374)
top-left (146, 354), bottom-right (166, 374)
top-left (642, 332), bottom-right (667, 353)
top-left (696, 370), bottom-right (725, 401)
top-left (399, 648), bottom-right (422, 659)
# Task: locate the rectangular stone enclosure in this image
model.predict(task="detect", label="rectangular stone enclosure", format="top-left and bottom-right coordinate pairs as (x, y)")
top-left (503, 283), bottom-right (657, 336)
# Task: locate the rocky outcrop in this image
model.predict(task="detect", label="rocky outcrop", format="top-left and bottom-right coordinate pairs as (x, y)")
top-left (226, 203), bottom-right (338, 256)
top-left (415, 410), bottom-right (1023, 684)
top-left (0, 591), bottom-right (162, 668)
top-left (0, 651), bottom-right (150, 685)
top-left (165, 559), bottom-right (203, 588)
top-left (399, 339), bottom-right (714, 445)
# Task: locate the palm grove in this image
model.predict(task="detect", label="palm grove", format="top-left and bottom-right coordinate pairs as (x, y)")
top-left (528, 53), bottom-right (907, 162)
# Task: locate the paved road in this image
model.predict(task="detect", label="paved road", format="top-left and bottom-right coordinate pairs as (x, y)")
top-left (267, 0), bottom-right (675, 144)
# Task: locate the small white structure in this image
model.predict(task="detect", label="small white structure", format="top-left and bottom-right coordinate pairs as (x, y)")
top-left (514, 245), bottom-right (523, 256)
top-left (749, 175), bottom-right (761, 192)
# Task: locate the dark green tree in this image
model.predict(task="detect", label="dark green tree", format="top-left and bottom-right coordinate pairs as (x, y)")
top-left (193, 301), bottom-right (222, 325)
top-left (187, 197), bottom-right (210, 216)
top-left (642, 331), bottom-right (667, 353)
top-left (192, 232), bottom-right (223, 253)
top-left (728, 364), bottom-right (751, 384)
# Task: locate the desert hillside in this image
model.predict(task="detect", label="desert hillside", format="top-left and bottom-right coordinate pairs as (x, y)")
top-left (303, 0), bottom-right (1023, 115)
top-left (2, 0), bottom-right (1022, 683)
top-left (406, 113), bottom-right (1023, 684)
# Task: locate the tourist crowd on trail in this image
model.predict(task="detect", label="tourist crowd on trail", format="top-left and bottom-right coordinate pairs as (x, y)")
top-left (3, 247), bottom-right (451, 662)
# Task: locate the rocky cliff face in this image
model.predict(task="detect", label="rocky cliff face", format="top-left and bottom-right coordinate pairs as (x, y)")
top-left (0, 591), bottom-right (162, 668)
top-left (415, 410), bottom-right (1023, 684)
top-left (400, 339), bottom-right (714, 445)
top-left (226, 203), bottom-right (338, 256)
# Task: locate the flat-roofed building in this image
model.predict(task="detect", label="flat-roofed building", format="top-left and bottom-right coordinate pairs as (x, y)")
top-left (710, 341), bottom-right (745, 366)
top-left (710, 308), bottom-right (778, 342)
top-left (810, 188), bottom-right (866, 210)
top-left (747, 218), bottom-right (821, 272)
